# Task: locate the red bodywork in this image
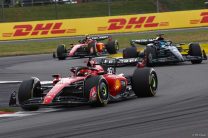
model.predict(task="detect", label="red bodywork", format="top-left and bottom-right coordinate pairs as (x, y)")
top-left (68, 39), bottom-right (106, 57)
top-left (68, 44), bottom-right (87, 57)
top-left (43, 62), bottom-right (127, 105)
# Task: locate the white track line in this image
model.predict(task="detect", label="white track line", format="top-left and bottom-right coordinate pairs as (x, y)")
top-left (0, 108), bottom-right (61, 118)
top-left (0, 81), bottom-right (53, 85)
top-left (0, 81), bottom-right (22, 84)
top-left (0, 112), bottom-right (33, 117)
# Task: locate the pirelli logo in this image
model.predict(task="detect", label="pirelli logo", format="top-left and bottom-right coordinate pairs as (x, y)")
top-left (2, 22), bottom-right (76, 37)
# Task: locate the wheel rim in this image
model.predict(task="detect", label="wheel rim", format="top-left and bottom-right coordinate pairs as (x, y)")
top-left (90, 47), bottom-right (94, 54)
top-left (148, 53), bottom-right (152, 63)
top-left (115, 42), bottom-right (119, 51)
top-left (99, 82), bottom-right (108, 100)
top-left (149, 73), bottom-right (157, 92)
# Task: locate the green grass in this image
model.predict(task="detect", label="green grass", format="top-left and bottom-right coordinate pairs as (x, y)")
top-left (0, 107), bottom-right (19, 112)
top-left (0, 28), bottom-right (208, 56)
top-left (1, 0), bottom-right (206, 22)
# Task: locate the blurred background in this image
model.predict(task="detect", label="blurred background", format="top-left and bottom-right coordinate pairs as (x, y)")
top-left (0, 0), bottom-right (207, 22)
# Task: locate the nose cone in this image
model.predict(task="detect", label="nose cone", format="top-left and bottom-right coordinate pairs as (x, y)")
top-left (43, 95), bottom-right (53, 105)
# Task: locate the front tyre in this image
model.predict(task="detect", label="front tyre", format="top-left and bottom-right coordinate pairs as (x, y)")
top-left (85, 76), bottom-right (109, 107)
top-left (57, 45), bottom-right (67, 60)
top-left (131, 68), bottom-right (158, 97)
top-left (88, 42), bottom-right (97, 56)
top-left (123, 47), bottom-right (137, 58)
top-left (96, 80), bottom-right (109, 106)
top-left (18, 78), bottom-right (41, 111)
top-left (145, 46), bottom-right (157, 67)
top-left (188, 43), bottom-right (202, 64)
top-left (106, 40), bottom-right (119, 54)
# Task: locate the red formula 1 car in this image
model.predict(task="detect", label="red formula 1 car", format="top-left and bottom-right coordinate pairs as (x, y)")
top-left (53, 35), bottom-right (119, 60)
top-left (10, 58), bottom-right (158, 111)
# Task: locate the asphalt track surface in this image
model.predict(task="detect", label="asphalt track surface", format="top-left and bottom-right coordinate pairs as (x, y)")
top-left (0, 54), bottom-right (208, 138)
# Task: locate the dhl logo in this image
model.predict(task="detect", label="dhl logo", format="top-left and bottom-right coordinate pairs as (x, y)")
top-left (190, 12), bottom-right (208, 24)
top-left (106, 16), bottom-right (168, 30)
top-left (97, 16), bottom-right (169, 31)
top-left (3, 22), bottom-right (76, 37)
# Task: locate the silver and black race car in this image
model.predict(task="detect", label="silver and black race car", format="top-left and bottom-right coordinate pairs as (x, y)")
top-left (101, 39), bottom-right (207, 67)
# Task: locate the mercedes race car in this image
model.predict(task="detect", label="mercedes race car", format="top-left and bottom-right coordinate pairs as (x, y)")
top-left (53, 35), bottom-right (119, 60)
top-left (101, 39), bottom-right (207, 67)
top-left (9, 58), bottom-right (157, 111)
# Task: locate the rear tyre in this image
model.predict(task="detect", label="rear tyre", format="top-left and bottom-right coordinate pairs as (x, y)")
top-left (131, 68), bottom-right (158, 97)
top-left (18, 78), bottom-right (41, 111)
top-left (145, 46), bottom-right (157, 67)
top-left (188, 43), bottom-right (202, 64)
top-left (57, 45), bottom-right (67, 60)
top-left (123, 47), bottom-right (137, 58)
top-left (106, 40), bottom-right (119, 54)
top-left (84, 76), bottom-right (109, 107)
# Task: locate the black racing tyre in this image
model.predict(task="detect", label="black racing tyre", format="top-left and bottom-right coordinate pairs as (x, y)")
top-left (132, 68), bottom-right (158, 97)
top-left (84, 76), bottom-right (109, 107)
top-left (18, 78), bottom-right (41, 111)
top-left (188, 43), bottom-right (202, 64)
top-left (145, 46), bottom-right (157, 67)
top-left (106, 40), bottom-right (119, 54)
top-left (88, 42), bottom-right (97, 56)
top-left (57, 45), bottom-right (67, 60)
top-left (123, 47), bottom-right (137, 58)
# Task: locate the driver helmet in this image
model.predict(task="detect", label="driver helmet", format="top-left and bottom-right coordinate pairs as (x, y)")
top-left (156, 33), bottom-right (164, 41)
top-left (85, 34), bottom-right (90, 40)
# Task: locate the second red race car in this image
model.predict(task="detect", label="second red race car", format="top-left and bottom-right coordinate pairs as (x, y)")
top-left (53, 35), bottom-right (119, 60)
top-left (10, 58), bottom-right (158, 111)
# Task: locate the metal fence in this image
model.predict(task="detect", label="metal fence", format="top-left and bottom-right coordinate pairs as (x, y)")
top-left (0, 0), bottom-right (206, 22)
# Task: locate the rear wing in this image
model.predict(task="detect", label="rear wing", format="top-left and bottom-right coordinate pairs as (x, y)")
top-left (100, 57), bottom-right (142, 67)
top-left (131, 39), bottom-right (156, 45)
top-left (91, 35), bottom-right (111, 41)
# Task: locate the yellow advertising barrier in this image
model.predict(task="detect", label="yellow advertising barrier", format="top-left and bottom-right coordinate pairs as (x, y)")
top-left (0, 9), bottom-right (208, 40)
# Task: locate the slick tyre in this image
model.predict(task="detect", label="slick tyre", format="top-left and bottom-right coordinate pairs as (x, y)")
top-left (88, 42), bottom-right (97, 56)
top-left (145, 46), bottom-right (157, 67)
top-left (18, 78), bottom-right (41, 111)
top-left (132, 68), bottom-right (158, 97)
top-left (106, 40), bottom-right (119, 54)
top-left (188, 43), bottom-right (202, 64)
top-left (84, 76), bottom-right (109, 107)
top-left (57, 45), bottom-right (67, 60)
top-left (123, 47), bottom-right (137, 58)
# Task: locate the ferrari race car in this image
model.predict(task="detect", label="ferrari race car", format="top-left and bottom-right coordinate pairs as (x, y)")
top-left (9, 58), bottom-right (158, 111)
top-left (53, 35), bottom-right (119, 60)
top-left (101, 39), bottom-right (207, 67)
